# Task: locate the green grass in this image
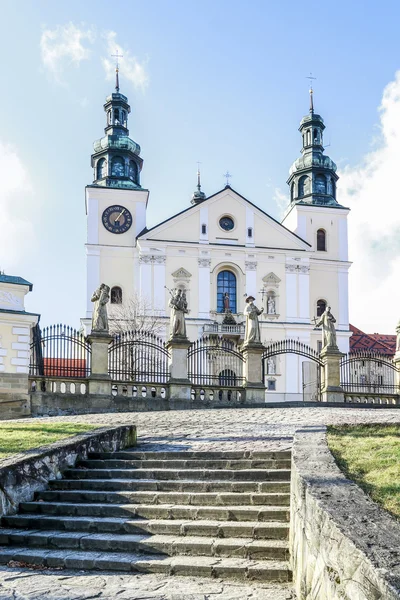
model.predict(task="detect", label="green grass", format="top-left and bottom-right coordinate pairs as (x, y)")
top-left (0, 422), bottom-right (97, 460)
top-left (327, 424), bottom-right (400, 518)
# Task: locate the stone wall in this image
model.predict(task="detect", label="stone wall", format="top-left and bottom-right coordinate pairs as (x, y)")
top-left (0, 373), bottom-right (31, 419)
top-left (0, 425), bottom-right (136, 517)
top-left (290, 426), bottom-right (400, 600)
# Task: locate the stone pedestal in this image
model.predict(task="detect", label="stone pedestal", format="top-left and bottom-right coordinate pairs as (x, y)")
top-left (241, 342), bottom-right (265, 403)
top-left (87, 332), bottom-right (113, 396)
top-left (166, 337), bottom-right (192, 401)
top-left (320, 346), bottom-right (345, 403)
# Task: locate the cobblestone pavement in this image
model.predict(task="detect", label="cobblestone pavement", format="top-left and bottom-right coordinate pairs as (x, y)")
top-left (3, 406), bottom-right (399, 599)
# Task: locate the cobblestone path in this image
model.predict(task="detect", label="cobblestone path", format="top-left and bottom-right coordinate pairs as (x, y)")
top-left (1, 406), bottom-right (398, 599)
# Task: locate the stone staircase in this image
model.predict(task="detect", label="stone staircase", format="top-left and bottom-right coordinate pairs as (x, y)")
top-left (0, 449), bottom-right (293, 583)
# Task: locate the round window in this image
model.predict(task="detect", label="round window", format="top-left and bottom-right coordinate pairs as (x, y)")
top-left (219, 216), bottom-right (235, 231)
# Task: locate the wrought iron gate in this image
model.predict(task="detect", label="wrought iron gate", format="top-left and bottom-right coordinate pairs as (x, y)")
top-left (340, 351), bottom-right (398, 394)
top-left (188, 336), bottom-right (245, 386)
top-left (108, 330), bottom-right (170, 383)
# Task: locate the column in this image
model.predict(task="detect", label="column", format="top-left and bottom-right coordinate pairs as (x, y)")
top-left (198, 258), bottom-right (211, 319)
top-left (245, 261), bottom-right (257, 298)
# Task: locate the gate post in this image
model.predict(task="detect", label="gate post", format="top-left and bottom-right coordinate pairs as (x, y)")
top-left (241, 341), bottom-right (265, 403)
top-left (166, 337), bottom-right (192, 402)
top-left (320, 347), bottom-right (345, 403)
top-left (87, 332), bottom-right (113, 396)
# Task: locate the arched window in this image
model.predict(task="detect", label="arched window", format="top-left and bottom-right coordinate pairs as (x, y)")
top-left (128, 160), bottom-right (137, 181)
top-left (331, 179), bottom-right (336, 198)
top-left (219, 369), bottom-right (237, 386)
top-left (114, 108), bottom-right (120, 124)
top-left (315, 174), bottom-right (327, 194)
top-left (290, 182), bottom-right (295, 201)
top-left (298, 175), bottom-right (309, 198)
top-left (217, 270), bottom-right (237, 313)
top-left (111, 156), bottom-right (125, 177)
top-left (307, 130), bottom-right (311, 145)
top-left (96, 158), bottom-right (107, 180)
top-left (313, 128), bottom-right (318, 143)
top-left (317, 299), bottom-right (327, 317)
top-left (317, 228), bottom-right (326, 251)
top-left (111, 286), bottom-right (122, 304)
top-left (122, 111), bottom-right (127, 127)
top-left (107, 110), bottom-right (112, 125)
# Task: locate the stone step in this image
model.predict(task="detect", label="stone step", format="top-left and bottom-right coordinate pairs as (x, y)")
top-left (49, 478), bottom-right (291, 494)
top-left (0, 529), bottom-right (289, 560)
top-left (36, 489), bottom-right (291, 507)
top-left (0, 546), bottom-right (292, 581)
top-left (19, 502), bottom-right (290, 522)
top-left (64, 468), bottom-right (291, 482)
top-left (3, 514), bottom-right (289, 539)
top-left (78, 459), bottom-right (292, 470)
top-left (90, 450), bottom-right (292, 461)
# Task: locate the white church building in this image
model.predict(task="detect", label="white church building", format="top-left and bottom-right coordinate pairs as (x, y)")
top-left (82, 75), bottom-right (351, 400)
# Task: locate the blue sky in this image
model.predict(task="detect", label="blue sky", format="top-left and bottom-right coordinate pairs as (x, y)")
top-left (1, 0), bottom-right (400, 332)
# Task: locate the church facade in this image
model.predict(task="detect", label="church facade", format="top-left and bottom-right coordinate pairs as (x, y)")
top-left (82, 78), bottom-right (351, 400)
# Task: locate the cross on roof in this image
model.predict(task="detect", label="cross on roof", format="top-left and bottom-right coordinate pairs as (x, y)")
top-left (224, 171), bottom-right (232, 186)
top-left (111, 50), bottom-right (123, 92)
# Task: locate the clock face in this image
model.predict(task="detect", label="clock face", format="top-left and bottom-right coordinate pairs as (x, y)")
top-left (219, 216), bottom-right (235, 231)
top-left (102, 205), bottom-right (133, 234)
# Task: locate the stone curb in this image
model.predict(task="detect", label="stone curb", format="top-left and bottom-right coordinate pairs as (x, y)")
top-left (290, 424), bottom-right (400, 600)
top-left (0, 424), bottom-right (136, 517)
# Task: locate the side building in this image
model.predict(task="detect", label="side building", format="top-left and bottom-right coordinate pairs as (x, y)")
top-left (82, 80), bottom-right (351, 401)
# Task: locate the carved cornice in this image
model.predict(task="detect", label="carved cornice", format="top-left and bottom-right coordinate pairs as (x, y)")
top-left (285, 264), bottom-right (310, 274)
top-left (245, 261), bottom-right (257, 271)
top-left (140, 255), bottom-right (166, 264)
top-left (198, 258), bottom-right (211, 268)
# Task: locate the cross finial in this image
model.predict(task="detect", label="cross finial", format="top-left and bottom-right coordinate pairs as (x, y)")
top-left (196, 161), bottom-right (202, 191)
top-left (306, 72), bottom-right (316, 113)
top-left (111, 49), bottom-right (123, 92)
top-left (224, 171), bottom-right (232, 186)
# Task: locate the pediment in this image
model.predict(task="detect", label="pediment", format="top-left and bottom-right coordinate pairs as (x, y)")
top-left (262, 272), bottom-right (281, 286)
top-left (172, 267), bottom-right (192, 279)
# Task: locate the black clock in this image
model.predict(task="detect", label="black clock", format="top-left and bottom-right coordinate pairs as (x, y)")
top-left (219, 216), bottom-right (235, 231)
top-left (102, 205), bottom-right (133, 234)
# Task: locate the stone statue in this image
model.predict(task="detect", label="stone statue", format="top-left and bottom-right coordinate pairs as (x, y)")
top-left (223, 292), bottom-right (230, 312)
top-left (267, 357), bottom-right (276, 374)
top-left (315, 306), bottom-right (337, 350)
top-left (267, 295), bottom-right (276, 315)
top-left (91, 283), bottom-right (110, 333)
top-left (396, 320), bottom-right (400, 353)
top-left (169, 288), bottom-right (188, 339)
top-left (244, 296), bottom-right (263, 344)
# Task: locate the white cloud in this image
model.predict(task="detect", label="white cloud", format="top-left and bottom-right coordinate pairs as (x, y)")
top-left (340, 71), bottom-right (400, 333)
top-left (0, 142), bottom-right (35, 271)
top-left (102, 31), bottom-right (149, 90)
top-left (40, 23), bottom-right (95, 83)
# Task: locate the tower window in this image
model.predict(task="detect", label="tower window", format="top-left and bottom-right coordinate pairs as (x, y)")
top-left (114, 109), bottom-right (120, 124)
top-left (317, 299), bottom-right (327, 317)
top-left (315, 174), bottom-right (327, 195)
top-left (291, 182), bottom-right (295, 201)
top-left (217, 270), bottom-right (237, 313)
top-left (111, 156), bottom-right (125, 177)
top-left (313, 128), bottom-right (318, 143)
top-left (96, 158), bottom-right (107, 180)
top-left (298, 175), bottom-right (309, 198)
top-left (307, 130), bottom-right (311, 145)
top-left (111, 286), bottom-right (123, 304)
top-left (247, 227), bottom-right (253, 238)
top-left (128, 160), bottom-right (137, 181)
top-left (317, 229), bottom-right (326, 251)
top-left (201, 224), bottom-right (207, 235)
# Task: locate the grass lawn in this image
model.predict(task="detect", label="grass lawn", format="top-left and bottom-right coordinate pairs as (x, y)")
top-left (0, 422), bottom-right (97, 460)
top-left (327, 424), bottom-right (400, 518)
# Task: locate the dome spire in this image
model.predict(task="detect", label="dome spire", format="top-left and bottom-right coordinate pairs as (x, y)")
top-left (191, 163), bottom-right (206, 204)
top-left (111, 50), bottom-right (123, 93)
top-left (306, 73), bottom-right (316, 114)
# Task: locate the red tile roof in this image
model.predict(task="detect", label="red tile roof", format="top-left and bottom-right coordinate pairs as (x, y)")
top-left (349, 324), bottom-right (396, 355)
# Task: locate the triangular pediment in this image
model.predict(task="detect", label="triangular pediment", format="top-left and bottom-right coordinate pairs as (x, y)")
top-left (262, 272), bottom-right (281, 286)
top-left (172, 267), bottom-right (192, 279)
top-left (139, 186), bottom-right (310, 250)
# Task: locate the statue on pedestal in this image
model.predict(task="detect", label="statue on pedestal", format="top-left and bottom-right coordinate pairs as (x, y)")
top-left (169, 288), bottom-right (188, 339)
top-left (267, 295), bottom-right (276, 315)
top-left (91, 284), bottom-right (110, 333)
top-left (314, 306), bottom-right (337, 351)
top-left (244, 296), bottom-right (263, 344)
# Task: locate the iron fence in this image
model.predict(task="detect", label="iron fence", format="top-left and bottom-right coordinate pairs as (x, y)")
top-left (188, 336), bottom-right (245, 386)
top-left (108, 330), bottom-right (170, 383)
top-left (341, 351), bottom-right (398, 394)
top-left (29, 324), bottom-right (91, 378)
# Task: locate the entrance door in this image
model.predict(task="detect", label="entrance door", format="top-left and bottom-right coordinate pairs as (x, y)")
top-left (302, 361), bottom-right (321, 402)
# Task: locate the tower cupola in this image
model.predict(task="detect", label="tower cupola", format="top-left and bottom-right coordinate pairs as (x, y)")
top-left (191, 168), bottom-right (206, 204)
top-left (90, 69), bottom-right (143, 189)
top-left (287, 89), bottom-right (339, 207)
